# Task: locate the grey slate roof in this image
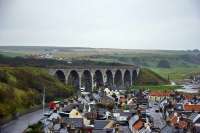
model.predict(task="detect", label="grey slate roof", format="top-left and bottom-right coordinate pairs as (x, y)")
top-left (161, 125), bottom-right (175, 133)
top-left (94, 120), bottom-right (110, 129)
top-left (119, 126), bottom-right (132, 133)
top-left (63, 118), bottom-right (84, 128)
top-left (92, 93), bottom-right (101, 101)
top-left (98, 108), bottom-right (107, 114)
top-left (120, 112), bottom-right (133, 117)
top-left (93, 129), bottom-right (115, 133)
top-left (188, 113), bottom-right (198, 122)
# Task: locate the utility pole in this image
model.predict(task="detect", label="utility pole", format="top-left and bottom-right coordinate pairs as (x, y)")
top-left (168, 73), bottom-right (170, 81)
top-left (42, 87), bottom-right (46, 115)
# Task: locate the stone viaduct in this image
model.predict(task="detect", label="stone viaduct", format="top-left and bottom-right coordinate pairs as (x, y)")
top-left (49, 65), bottom-right (140, 92)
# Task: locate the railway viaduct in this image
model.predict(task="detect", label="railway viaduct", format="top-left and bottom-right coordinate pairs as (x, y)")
top-left (49, 65), bottom-right (140, 92)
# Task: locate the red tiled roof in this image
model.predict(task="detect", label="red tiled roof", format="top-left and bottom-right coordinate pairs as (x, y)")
top-left (170, 115), bottom-right (188, 129)
top-left (133, 120), bottom-right (143, 130)
top-left (179, 121), bottom-right (188, 129)
top-left (149, 92), bottom-right (171, 97)
top-left (170, 115), bottom-right (177, 124)
top-left (184, 95), bottom-right (194, 99)
top-left (184, 104), bottom-right (200, 111)
top-left (149, 92), bottom-right (194, 100)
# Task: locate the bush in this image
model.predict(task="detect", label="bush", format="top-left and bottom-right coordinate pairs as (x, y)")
top-left (25, 122), bottom-right (44, 133)
top-left (157, 60), bottom-right (171, 68)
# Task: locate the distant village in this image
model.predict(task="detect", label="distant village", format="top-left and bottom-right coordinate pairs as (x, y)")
top-left (25, 48), bottom-right (80, 61)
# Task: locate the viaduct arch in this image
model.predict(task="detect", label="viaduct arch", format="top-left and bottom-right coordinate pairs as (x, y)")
top-left (124, 70), bottom-right (131, 88)
top-left (114, 70), bottom-right (123, 90)
top-left (49, 65), bottom-right (139, 92)
top-left (54, 70), bottom-right (66, 83)
top-left (67, 70), bottom-right (79, 90)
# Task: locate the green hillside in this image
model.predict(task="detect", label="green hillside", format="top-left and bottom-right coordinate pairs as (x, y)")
top-left (132, 68), bottom-right (181, 91)
top-left (135, 68), bottom-right (169, 85)
top-left (0, 67), bottom-right (74, 124)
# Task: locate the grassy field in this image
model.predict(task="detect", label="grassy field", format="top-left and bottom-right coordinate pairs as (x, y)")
top-left (0, 51), bottom-right (26, 57)
top-left (132, 68), bottom-right (182, 91)
top-left (131, 85), bottom-right (182, 91)
top-left (150, 66), bottom-right (200, 81)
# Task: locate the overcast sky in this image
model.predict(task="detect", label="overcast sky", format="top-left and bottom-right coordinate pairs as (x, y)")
top-left (0, 0), bottom-right (199, 50)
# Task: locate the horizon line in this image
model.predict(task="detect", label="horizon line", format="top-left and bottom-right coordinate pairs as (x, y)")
top-left (0, 45), bottom-right (198, 51)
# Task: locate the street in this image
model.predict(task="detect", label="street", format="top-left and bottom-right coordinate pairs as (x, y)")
top-left (0, 109), bottom-right (46, 133)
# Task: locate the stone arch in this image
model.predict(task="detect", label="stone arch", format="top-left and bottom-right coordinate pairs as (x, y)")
top-left (124, 70), bottom-right (131, 88)
top-left (132, 70), bottom-right (137, 85)
top-left (105, 70), bottom-right (113, 89)
top-left (67, 70), bottom-right (80, 90)
top-left (114, 70), bottom-right (123, 90)
top-left (81, 70), bottom-right (92, 92)
top-left (54, 70), bottom-right (66, 83)
top-left (93, 70), bottom-right (104, 89)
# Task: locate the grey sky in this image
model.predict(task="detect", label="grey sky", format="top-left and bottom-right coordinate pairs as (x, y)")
top-left (0, 0), bottom-right (199, 50)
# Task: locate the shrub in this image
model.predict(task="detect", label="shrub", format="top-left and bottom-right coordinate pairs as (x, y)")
top-left (157, 60), bottom-right (171, 68)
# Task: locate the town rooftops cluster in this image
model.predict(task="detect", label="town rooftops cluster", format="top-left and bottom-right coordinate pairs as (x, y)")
top-left (31, 89), bottom-right (200, 133)
top-left (40, 89), bottom-right (157, 133)
top-left (155, 91), bottom-right (200, 132)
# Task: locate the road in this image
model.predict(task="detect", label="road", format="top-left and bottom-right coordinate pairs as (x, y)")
top-left (0, 109), bottom-right (46, 133)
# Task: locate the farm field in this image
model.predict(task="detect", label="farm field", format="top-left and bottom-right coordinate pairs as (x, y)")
top-left (151, 66), bottom-right (200, 81)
